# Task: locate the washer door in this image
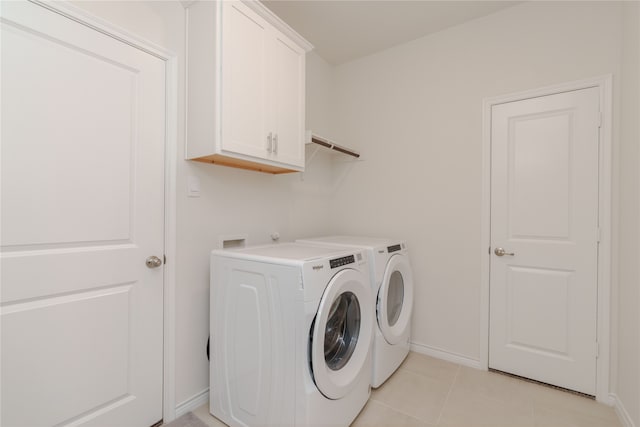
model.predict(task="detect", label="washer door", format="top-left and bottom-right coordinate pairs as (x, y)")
top-left (310, 268), bottom-right (373, 400)
top-left (377, 254), bottom-right (414, 345)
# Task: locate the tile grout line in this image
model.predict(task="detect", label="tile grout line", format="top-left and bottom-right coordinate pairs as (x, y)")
top-left (366, 398), bottom-right (430, 425)
top-left (369, 362), bottom-right (457, 426)
top-left (434, 364), bottom-right (461, 426)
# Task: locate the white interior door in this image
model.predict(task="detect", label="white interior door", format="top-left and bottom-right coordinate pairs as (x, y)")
top-left (489, 87), bottom-right (600, 395)
top-left (1, 2), bottom-right (165, 426)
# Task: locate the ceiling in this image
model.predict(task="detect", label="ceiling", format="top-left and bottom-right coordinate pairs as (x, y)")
top-left (263, 1), bottom-right (521, 65)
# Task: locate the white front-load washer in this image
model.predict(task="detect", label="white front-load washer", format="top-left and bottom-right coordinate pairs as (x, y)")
top-left (210, 243), bottom-right (373, 427)
top-left (296, 236), bottom-right (414, 388)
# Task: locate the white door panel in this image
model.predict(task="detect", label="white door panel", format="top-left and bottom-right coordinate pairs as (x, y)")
top-left (489, 87), bottom-right (599, 395)
top-left (272, 32), bottom-right (304, 167)
top-left (2, 287), bottom-right (132, 426)
top-left (221, 1), bottom-right (270, 158)
top-left (1, 2), bottom-right (165, 426)
top-left (2, 20), bottom-right (133, 246)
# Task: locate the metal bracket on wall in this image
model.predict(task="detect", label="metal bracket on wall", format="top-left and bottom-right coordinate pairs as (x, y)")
top-left (306, 131), bottom-right (360, 159)
top-left (301, 130), bottom-right (362, 182)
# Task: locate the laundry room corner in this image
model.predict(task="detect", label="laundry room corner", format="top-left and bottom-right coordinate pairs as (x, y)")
top-left (326, 1), bottom-right (625, 367)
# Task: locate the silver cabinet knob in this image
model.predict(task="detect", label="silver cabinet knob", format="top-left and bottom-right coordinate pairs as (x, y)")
top-left (146, 256), bottom-right (163, 268)
top-left (494, 247), bottom-right (515, 257)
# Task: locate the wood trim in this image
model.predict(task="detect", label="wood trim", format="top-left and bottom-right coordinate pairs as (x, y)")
top-left (611, 393), bottom-right (637, 427)
top-left (175, 388), bottom-right (210, 419)
top-left (410, 342), bottom-right (482, 370)
top-left (191, 153), bottom-right (300, 174)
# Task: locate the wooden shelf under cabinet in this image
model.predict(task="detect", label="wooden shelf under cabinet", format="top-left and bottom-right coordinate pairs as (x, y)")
top-left (191, 153), bottom-right (300, 175)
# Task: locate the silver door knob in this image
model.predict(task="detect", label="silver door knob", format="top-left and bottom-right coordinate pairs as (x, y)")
top-left (494, 247), bottom-right (515, 257)
top-left (146, 256), bottom-right (163, 268)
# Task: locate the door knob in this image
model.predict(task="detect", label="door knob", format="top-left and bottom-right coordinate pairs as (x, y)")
top-left (494, 247), bottom-right (515, 257)
top-left (146, 256), bottom-right (163, 268)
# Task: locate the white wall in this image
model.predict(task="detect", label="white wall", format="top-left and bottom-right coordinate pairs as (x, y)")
top-left (617, 2), bottom-right (640, 425)
top-left (329, 2), bottom-right (624, 361)
top-left (72, 0), bottom-right (337, 413)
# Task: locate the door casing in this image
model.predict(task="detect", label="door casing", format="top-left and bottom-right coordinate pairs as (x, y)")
top-left (480, 75), bottom-right (613, 404)
top-left (29, 0), bottom-right (180, 421)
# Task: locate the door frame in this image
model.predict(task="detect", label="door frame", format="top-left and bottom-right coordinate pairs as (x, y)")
top-left (26, 1), bottom-right (180, 421)
top-left (480, 75), bottom-right (613, 404)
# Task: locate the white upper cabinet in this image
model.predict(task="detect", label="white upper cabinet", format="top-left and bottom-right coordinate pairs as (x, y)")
top-left (186, 1), bottom-right (312, 174)
top-left (271, 29), bottom-right (306, 167)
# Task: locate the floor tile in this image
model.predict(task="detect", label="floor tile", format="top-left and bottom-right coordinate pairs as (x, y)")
top-left (370, 368), bottom-right (453, 424)
top-left (191, 403), bottom-right (228, 427)
top-left (533, 405), bottom-right (622, 427)
top-left (398, 352), bottom-right (460, 383)
top-left (352, 400), bottom-right (435, 427)
top-left (190, 351), bottom-right (625, 427)
top-left (521, 380), bottom-right (621, 423)
top-left (438, 386), bottom-right (534, 427)
top-left (451, 367), bottom-right (531, 406)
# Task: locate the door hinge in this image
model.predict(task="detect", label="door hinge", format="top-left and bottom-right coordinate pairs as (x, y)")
top-left (596, 227), bottom-right (601, 243)
top-left (597, 111), bottom-right (602, 128)
top-left (488, 246), bottom-right (491, 255)
top-left (163, 254), bottom-right (167, 265)
top-left (595, 341), bottom-right (600, 358)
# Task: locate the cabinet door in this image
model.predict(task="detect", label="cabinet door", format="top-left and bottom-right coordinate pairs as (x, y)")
top-left (220, 1), bottom-right (270, 159)
top-left (271, 30), bottom-right (305, 168)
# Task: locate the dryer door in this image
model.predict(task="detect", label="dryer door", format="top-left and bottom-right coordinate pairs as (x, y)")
top-left (378, 254), bottom-right (414, 345)
top-left (310, 268), bottom-right (373, 400)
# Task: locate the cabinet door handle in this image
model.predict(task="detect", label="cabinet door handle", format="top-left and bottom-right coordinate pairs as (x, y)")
top-left (273, 133), bottom-right (278, 154)
top-left (266, 132), bottom-right (273, 153)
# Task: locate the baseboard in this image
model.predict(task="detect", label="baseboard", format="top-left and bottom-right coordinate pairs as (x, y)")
top-left (175, 388), bottom-right (209, 418)
top-left (410, 342), bottom-right (482, 370)
top-left (611, 393), bottom-right (637, 427)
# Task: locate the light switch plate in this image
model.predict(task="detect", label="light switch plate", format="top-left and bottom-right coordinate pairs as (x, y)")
top-left (187, 175), bottom-right (200, 197)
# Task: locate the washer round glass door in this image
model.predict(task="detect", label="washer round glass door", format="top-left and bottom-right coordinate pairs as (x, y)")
top-left (311, 268), bottom-right (373, 400)
top-left (377, 254), bottom-right (414, 345)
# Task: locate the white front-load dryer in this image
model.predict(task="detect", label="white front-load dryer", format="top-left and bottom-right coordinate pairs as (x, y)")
top-left (210, 243), bottom-right (373, 427)
top-left (296, 236), bottom-right (414, 388)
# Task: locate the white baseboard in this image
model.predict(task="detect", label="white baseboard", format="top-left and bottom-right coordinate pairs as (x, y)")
top-left (175, 388), bottom-right (209, 419)
top-left (611, 393), bottom-right (637, 427)
top-left (599, 393), bottom-right (615, 406)
top-left (410, 342), bottom-right (482, 370)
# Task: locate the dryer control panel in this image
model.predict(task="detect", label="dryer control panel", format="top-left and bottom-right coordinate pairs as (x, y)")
top-left (387, 244), bottom-right (402, 253)
top-left (329, 255), bottom-right (355, 269)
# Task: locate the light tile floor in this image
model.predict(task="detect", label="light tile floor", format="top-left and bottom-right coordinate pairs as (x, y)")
top-left (192, 352), bottom-right (622, 427)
